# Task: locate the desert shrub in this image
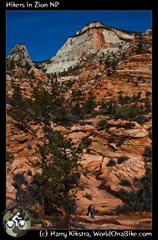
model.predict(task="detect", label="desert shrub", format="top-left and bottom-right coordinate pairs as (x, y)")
top-left (133, 177), bottom-right (142, 188)
top-left (119, 179), bottom-right (131, 187)
top-left (65, 79), bottom-right (76, 88)
top-left (116, 137), bottom-right (125, 147)
top-left (28, 184), bottom-right (39, 196)
top-left (27, 143), bottom-right (32, 150)
top-left (144, 98), bottom-right (152, 113)
top-left (82, 91), bottom-right (97, 115)
top-left (134, 115), bottom-right (149, 124)
top-left (137, 167), bottom-right (151, 211)
top-left (145, 91), bottom-right (152, 97)
top-left (114, 204), bottom-right (133, 214)
top-left (100, 99), bottom-right (117, 114)
top-left (81, 138), bottom-right (92, 148)
top-left (137, 76), bottom-right (143, 81)
top-left (27, 169), bottom-right (32, 176)
top-left (53, 108), bottom-right (74, 125)
top-left (106, 159), bottom-right (116, 167)
top-left (115, 167), bottom-right (152, 213)
top-left (118, 188), bottom-right (133, 201)
top-left (143, 144), bottom-right (152, 162)
top-left (108, 134), bottom-right (114, 143)
top-left (143, 157), bottom-right (152, 163)
top-left (142, 146), bottom-right (152, 163)
top-left (78, 184), bottom-right (85, 191)
top-left (125, 122), bottom-right (135, 129)
top-left (115, 106), bottom-right (143, 121)
top-left (83, 193), bottom-right (92, 200)
top-left (118, 95), bottom-right (131, 105)
top-left (117, 156), bottom-right (129, 164)
top-left (13, 173), bottom-right (27, 186)
top-left (143, 146), bottom-right (152, 158)
top-left (97, 119), bottom-right (107, 129)
top-left (31, 173), bottom-right (43, 187)
top-left (148, 132), bottom-right (152, 140)
top-left (6, 151), bottom-right (14, 162)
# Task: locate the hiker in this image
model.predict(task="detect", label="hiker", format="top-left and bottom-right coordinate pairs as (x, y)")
top-left (91, 206), bottom-right (96, 219)
top-left (87, 204), bottom-right (93, 217)
top-left (87, 204), bottom-right (96, 218)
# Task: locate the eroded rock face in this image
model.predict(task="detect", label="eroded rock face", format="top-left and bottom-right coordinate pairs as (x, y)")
top-left (7, 43), bottom-right (34, 68)
top-left (6, 112), bottom-right (151, 208)
top-left (28, 68), bottom-right (49, 81)
top-left (44, 22), bottom-right (135, 74)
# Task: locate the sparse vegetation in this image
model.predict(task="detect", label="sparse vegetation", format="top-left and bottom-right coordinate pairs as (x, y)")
top-left (83, 193), bottom-right (92, 200)
top-left (97, 119), bottom-right (107, 129)
top-left (117, 156), bottom-right (129, 164)
top-left (116, 137), bottom-right (125, 147)
top-left (115, 165), bottom-right (151, 213)
top-left (13, 173), bottom-right (27, 187)
top-left (81, 138), bottom-right (92, 148)
top-left (106, 158), bottom-right (116, 167)
top-left (119, 179), bottom-right (131, 187)
top-left (142, 145), bottom-right (152, 163)
top-left (6, 151), bottom-right (14, 162)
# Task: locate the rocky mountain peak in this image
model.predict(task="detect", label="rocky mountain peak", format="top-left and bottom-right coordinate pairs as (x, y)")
top-left (143, 28), bottom-right (152, 36)
top-left (76, 21), bottom-right (105, 35)
top-left (44, 22), bottom-right (135, 74)
top-left (7, 43), bottom-right (33, 68)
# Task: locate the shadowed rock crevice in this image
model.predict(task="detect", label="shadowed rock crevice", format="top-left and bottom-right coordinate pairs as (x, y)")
top-left (97, 182), bottom-right (129, 204)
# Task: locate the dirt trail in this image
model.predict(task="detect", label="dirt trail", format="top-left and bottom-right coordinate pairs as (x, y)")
top-left (74, 174), bottom-right (152, 230)
top-left (71, 214), bottom-right (152, 230)
top-left (76, 174), bottom-right (123, 214)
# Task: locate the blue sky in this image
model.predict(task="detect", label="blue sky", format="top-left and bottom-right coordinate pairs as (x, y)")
top-left (6, 10), bottom-right (152, 62)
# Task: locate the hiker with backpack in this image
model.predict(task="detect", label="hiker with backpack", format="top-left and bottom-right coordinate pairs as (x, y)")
top-left (87, 204), bottom-right (96, 218)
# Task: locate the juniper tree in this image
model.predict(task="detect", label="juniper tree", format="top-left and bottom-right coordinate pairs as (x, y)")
top-left (136, 166), bottom-right (152, 210)
top-left (70, 89), bottom-right (85, 117)
top-left (29, 80), bottom-right (87, 220)
top-left (135, 35), bottom-right (144, 54)
top-left (9, 78), bottom-right (87, 222)
top-left (30, 128), bottom-right (85, 228)
top-left (48, 130), bottom-right (84, 228)
top-left (30, 81), bottom-right (55, 213)
top-left (49, 78), bottom-right (74, 125)
top-left (82, 90), bottom-right (97, 115)
top-left (7, 83), bottom-right (31, 130)
top-left (50, 77), bottom-right (65, 110)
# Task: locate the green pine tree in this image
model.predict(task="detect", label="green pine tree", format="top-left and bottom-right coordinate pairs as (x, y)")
top-left (8, 84), bottom-right (31, 130)
top-left (29, 80), bottom-right (86, 221)
top-left (82, 90), bottom-right (97, 115)
top-left (48, 130), bottom-right (83, 228)
top-left (30, 128), bottom-right (85, 228)
top-left (136, 166), bottom-right (152, 211)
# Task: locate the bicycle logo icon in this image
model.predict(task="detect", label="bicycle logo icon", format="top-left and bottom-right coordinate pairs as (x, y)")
top-left (6, 212), bottom-right (27, 230)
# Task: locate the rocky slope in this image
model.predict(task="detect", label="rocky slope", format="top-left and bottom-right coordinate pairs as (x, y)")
top-left (7, 43), bottom-right (34, 69)
top-left (6, 21), bottom-right (152, 229)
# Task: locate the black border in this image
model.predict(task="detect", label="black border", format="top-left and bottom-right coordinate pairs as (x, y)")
top-left (1, 0), bottom-right (157, 239)
top-left (0, 0), bottom-right (7, 238)
top-left (151, 6), bottom-right (158, 239)
top-left (4, 0), bottom-right (154, 10)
